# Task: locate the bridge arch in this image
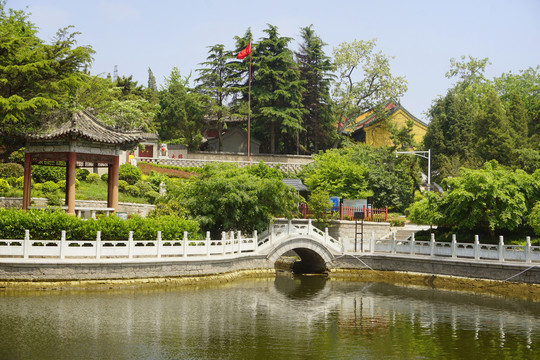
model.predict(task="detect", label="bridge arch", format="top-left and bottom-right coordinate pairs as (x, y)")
top-left (266, 236), bottom-right (335, 274)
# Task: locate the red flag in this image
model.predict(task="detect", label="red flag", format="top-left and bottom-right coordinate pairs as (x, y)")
top-left (237, 41), bottom-right (251, 60)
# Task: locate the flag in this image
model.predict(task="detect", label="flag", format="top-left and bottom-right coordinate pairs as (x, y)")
top-left (237, 41), bottom-right (251, 60)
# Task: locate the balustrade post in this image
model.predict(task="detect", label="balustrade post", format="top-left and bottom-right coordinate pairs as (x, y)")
top-left (288, 219), bottom-right (292, 235)
top-left (253, 230), bottom-right (258, 251)
top-left (307, 219), bottom-right (312, 235)
top-left (206, 231), bottom-right (211, 256)
top-left (157, 231), bottom-right (162, 259)
top-left (451, 234), bottom-right (457, 259)
top-left (411, 233), bottom-right (415, 255)
top-left (370, 231), bottom-right (375, 254)
top-left (96, 231), bottom-right (102, 260)
top-left (525, 237), bottom-right (531, 263)
top-left (221, 232), bottom-right (226, 255)
top-left (498, 236), bottom-right (504, 262)
top-left (237, 231), bottom-right (242, 253)
top-left (269, 222), bottom-right (274, 245)
top-left (474, 235), bottom-right (479, 261)
top-left (391, 232), bottom-right (396, 254)
top-left (230, 231), bottom-right (235, 253)
top-left (60, 230), bottom-right (66, 260)
top-left (324, 228), bottom-right (329, 244)
top-left (128, 231), bottom-right (134, 259)
top-left (183, 232), bottom-right (188, 257)
top-left (430, 233), bottom-right (435, 258)
top-left (23, 230), bottom-right (30, 259)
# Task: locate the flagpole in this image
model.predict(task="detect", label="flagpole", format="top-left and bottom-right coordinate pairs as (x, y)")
top-left (247, 39), bottom-right (252, 163)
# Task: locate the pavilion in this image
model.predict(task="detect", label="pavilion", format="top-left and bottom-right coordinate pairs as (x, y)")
top-left (23, 110), bottom-right (145, 215)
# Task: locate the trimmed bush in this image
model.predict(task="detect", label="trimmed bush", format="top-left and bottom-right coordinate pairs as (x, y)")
top-left (0, 163), bottom-right (24, 178)
top-left (101, 173), bottom-right (108, 182)
top-left (86, 173), bottom-right (101, 184)
top-left (119, 164), bottom-right (142, 185)
top-left (56, 179), bottom-right (80, 190)
top-left (118, 180), bottom-right (129, 192)
top-left (15, 176), bottom-right (24, 189)
top-left (145, 190), bottom-right (160, 204)
top-left (76, 169), bottom-right (90, 181)
top-left (125, 185), bottom-right (141, 197)
top-left (135, 180), bottom-right (153, 195)
top-left (6, 177), bottom-right (17, 187)
top-left (0, 209), bottom-right (200, 241)
top-left (42, 181), bottom-right (59, 194)
top-left (0, 179), bottom-right (10, 193)
top-left (32, 165), bottom-right (65, 183)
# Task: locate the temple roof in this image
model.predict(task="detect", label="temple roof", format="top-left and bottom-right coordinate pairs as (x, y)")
top-left (26, 110), bottom-right (146, 145)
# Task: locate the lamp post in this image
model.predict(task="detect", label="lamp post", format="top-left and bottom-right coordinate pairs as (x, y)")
top-left (395, 149), bottom-right (431, 190)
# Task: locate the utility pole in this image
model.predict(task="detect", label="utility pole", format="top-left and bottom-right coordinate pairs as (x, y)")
top-left (395, 149), bottom-right (431, 190)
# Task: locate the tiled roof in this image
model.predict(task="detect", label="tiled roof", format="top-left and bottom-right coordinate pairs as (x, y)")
top-left (353, 102), bottom-right (428, 132)
top-left (282, 178), bottom-right (308, 192)
top-left (26, 110), bottom-right (146, 145)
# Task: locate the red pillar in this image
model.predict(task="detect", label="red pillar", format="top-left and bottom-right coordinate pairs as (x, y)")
top-left (107, 156), bottom-right (119, 212)
top-left (22, 153), bottom-right (32, 210)
top-left (66, 152), bottom-right (77, 215)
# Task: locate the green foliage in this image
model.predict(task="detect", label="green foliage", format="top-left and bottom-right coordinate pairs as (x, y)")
top-left (76, 169), bottom-right (90, 181)
top-left (406, 192), bottom-right (442, 226)
top-left (0, 178), bottom-right (10, 193)
top-left (7, 148), bottom-right (24, 164)
top-left (0, 209), bottom-right (199, 241)
top-left (0, 163), bottom-right (23, 178)
top-left (32, 165), bottom-right (65, 183)
top-left (56, 179), bottom-right (80, 190)
top-left (246, 161), bottom-right (283, 180)
top-left (14, 176), bottom-right (24, 188)
top-left (332, 39), bottom-right (407, 141)
top-left (41, 181), bottom-right (59, 194)
top-left (251, 24), bottom-right (306, 154)
top-left (101, 173), bottom-right (108, 182)
top-left (85, 173), bottom-right (101, 184)
top-left (118, 180), bottom-right (129, 192)
top-left (125, 185), bottom-right (141, 197)
top-left (307, 190), bottom-right (333, 222)
top-left (172, 163), bottom-right (300, 236)
top-left (135, 180), bottom-right (153, 195)
top-left (528, 202), bottom-right (540, 236)
top-left (302, 148), bottom-right (370, 200)
top-left (145, 190), bottom-right (160, 204)
top-left (118, 163), bottom-right (142, 185)
top-left (295, 25), bottom-right (336, 153)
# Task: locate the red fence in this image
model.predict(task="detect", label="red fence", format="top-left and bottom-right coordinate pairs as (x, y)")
top-left (298, 204), bottom-right (388, 222)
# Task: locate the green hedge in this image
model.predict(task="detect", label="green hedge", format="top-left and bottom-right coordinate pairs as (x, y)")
top-left (0, 209), bottom-right (200, 240)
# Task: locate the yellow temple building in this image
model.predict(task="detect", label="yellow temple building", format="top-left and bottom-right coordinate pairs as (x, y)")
top-left (349, 102), bottom-right (428, 147)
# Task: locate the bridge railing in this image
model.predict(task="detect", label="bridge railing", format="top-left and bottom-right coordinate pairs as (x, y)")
top-left (0, 230), bottom-right (257, 261)
top-left (361, 233), bottom-right (539, 263)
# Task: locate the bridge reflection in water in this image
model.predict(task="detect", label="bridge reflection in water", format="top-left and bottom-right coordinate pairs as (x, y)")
top-left (0, 276), bottom-right (537, 359)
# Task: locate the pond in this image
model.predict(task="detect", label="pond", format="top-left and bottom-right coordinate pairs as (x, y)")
top-left (0, 274), bottom-right (538, 359)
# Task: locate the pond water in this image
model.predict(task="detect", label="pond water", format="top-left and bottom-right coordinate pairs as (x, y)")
top-left (0, 275), bottom-right (538, 360)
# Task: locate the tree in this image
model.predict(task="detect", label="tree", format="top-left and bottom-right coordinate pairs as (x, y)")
top-left (0, 2), bottom-right (94, 156)
top-left (145, 67), bottom-right (159, 104)
top-left (157, 67), bottom-right (205, 149)
top-left (177, 163), bottom-right (299, 236)
top-left (332, 39), bottom-right (407, 144)
top-left (252, 24), bottom-right (305, 154)
top-left (196, 44), bottom-right (235, 151)
top-left (295, 25), bottom-right (336, 153)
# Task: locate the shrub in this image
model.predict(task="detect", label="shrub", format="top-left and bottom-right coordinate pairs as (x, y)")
top-left (101, 173), bottom-right (108, 182)
top-left (46, 192), bottom-right (64, 206)
top-left (529, 201), bottom-right (540, 236)
top-left (56, 179), bottom-right (80, 190)
top-left (32, 165), bottom-right (65, 183)
top-left (86, 173), bottom-right (101, 184)
top-left (118, 180), bottom-right (129, 192)
top-left (0, 179), bottom-right (10, 193)
top-left (125, 185), bottom-right (141, 197)
top-left (145, 190), bottom-right (160, 204)
top-left (41, 181), bottom-right (59, 194)
top-left (8, 148), bottom-right (25, 165)
top-left (135, 180), bottom-right (153, 194)
top-left (119, 164), bottom-right (142, 185)
top-left (0, 163), bottom-right (24, 178)
top-left (15, 176), bottom-right (24, 189)
top-left (76, 169), bottom-right (90, 181)
top-left (33, 183), bottom-right (43, 192)
top-left (6, 177), bottom-right (17, 187)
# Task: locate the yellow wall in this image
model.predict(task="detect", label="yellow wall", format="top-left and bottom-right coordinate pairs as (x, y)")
top-left (361, 109), bottom-right (427, 148)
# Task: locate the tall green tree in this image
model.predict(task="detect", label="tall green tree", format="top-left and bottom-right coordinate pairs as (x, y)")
top-left (0, 2), bottom-right (94, 155)
top-left (332, 39), bottom-right (407, 145)
top-left (157, 67), bottom-right (205, 149)
top-left (295, 25), bottom-right (336, 153)
top-left (145, 67), bottom-right (159, 104)
top-left (196, 44), bottom-right (235, 151)
top-left (251, 24), bottom-right (305, 154)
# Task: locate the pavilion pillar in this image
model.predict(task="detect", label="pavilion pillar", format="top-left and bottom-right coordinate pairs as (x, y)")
top-left (107, 156), bottom-right (119, 212)
top-left (66, 152), bottom-right (77, 215)
top-left (22, 153), bottom-right (32, 210)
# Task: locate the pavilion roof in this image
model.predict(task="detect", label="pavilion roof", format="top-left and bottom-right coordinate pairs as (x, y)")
top-left (26, 110), bottom-right (146, 145)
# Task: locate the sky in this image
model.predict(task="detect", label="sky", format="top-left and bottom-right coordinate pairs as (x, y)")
top-left (8, 0), bottom-right (540, 122)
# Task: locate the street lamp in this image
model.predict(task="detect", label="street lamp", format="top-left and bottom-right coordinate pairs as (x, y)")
top-left (395, 149), bottom-right (431, 190)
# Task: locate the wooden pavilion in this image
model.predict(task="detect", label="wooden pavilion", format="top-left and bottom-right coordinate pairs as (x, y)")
top-left (23, 110), bottom-right (145, 215)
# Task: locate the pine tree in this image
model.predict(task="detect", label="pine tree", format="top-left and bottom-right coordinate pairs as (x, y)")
top-left (295, 25), bottom-right (335, 153)
top-left (251, 24), bottom-right (305, 154)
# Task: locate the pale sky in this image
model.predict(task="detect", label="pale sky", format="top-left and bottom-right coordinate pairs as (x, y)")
top-left (8, 0), bottom-right (540, 121)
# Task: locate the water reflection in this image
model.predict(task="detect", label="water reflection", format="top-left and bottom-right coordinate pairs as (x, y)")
top-left (0, 278), bottom-right (538, 359)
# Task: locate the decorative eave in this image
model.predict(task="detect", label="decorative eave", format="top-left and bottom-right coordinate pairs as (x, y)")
top-left (352, 102), bottom-right (428, 133)
top-left (25, 110), bottom-right (146, 146)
